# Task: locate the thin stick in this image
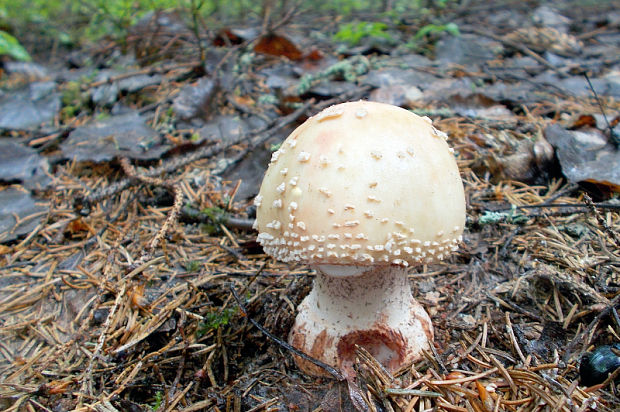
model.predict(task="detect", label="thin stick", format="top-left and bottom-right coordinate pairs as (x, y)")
top-left (78, 100), bottom-right (313, 211)
top-left (505, 312), bottom-right (527, 364)
top-left (119, 157), bottom-right (185, 269)
top-left (229, 284), bottom-right (345, 381)
top-left (492, 203), bottom-right (620, 212)
top-left (429, 367), bottom-right (499, 385)
top-left (463, 27), bottom-right (558, 73)
top-left (78, 283), bottom-right (127, 403)
top-left (563, 294), bottom-right (620, 363)
top-left (583, 193), bottom-right (620, 249)
top-left (583, 72), bottom-right (619, 147)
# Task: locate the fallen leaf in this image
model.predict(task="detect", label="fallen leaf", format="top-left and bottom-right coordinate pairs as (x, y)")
top-left (254, 33), bottom-right (302, 60)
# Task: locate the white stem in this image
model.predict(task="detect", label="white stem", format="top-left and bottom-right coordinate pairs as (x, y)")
top-left (289, 264), bottom-right (433, 377)
top-left (311, 265), bottom-right (413, 330)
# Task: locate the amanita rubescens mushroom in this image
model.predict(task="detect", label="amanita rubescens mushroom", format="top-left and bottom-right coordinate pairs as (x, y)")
top-left (254, 101), bottom-right (466, 377)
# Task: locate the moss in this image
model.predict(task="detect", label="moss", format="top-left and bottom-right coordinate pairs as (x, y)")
top-left (296, 55), bottom-right (372, 95)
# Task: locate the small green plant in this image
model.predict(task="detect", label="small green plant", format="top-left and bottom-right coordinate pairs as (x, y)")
top-left (258, 94), bottom-right (278, 106)
top-left (84, 0), bottom-right (181, 40)
top-left (0, 30), bottom-right (30, 61)
top-left (196, 308), bottom-right (236, 338)
top-left (95, 112), bottom-right (111, 121)
top-left (414, 22), bottom-right (460, 40)
top-left (479, 205), bottom-right (528, 225)
top-left (296, 55), bottom-right (371, 95)
top-left (150, 390), bottom-right (164, 411)
top-left (333, 21), bottom-right (393, 46)
top-left (60, 79), bottom-right (91, 120)
top-left (201, 206), bottom-right (226, 222)
top-left (184, 260), bottom-right (201, 272)
top-left (200, 206), bottom-right (227, 234)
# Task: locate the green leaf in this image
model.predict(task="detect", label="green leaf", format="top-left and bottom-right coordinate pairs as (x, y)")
top-left (444, 22), bottom-right (460, 36)
top-left (414, 23), bottom-right (460, 40)
top-left (0, 31), bottom-right (31, 61)
top-left (196, 308), bottom-right (236, 337)
top-left (334, 21), bottom-right (393, 46)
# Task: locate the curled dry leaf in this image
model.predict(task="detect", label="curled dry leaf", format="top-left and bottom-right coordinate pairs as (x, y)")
top-left (254, 33), bottom-right (303, 61)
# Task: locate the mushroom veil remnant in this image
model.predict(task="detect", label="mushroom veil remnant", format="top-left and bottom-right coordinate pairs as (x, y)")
top-left (254, 101), bottom-right (466, 377)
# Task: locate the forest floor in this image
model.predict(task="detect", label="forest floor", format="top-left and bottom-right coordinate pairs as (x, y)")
top-left (0, 1), bottom-right (619, 411)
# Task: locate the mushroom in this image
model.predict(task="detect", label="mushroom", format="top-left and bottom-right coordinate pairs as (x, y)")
top-left (254, 101), bottom-right (466, 377)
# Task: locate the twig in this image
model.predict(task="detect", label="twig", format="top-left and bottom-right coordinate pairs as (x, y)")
top-left (462, 27), bottom-right (559, 73)
top-left (119, 157), bottom-right (184, 269)
top-left (224, 216), bottom-right (256, 231)
top-left (599, 366), bottom-right (620, 389)
top-left (429, 367), bottom-right (499, 385)
top-left (78, 282), bottom-right (127, 403)
top-left (216, 85), bottom-right (373, 176)
top-left (583, 73), bottom-right (619, 147)
top-left (77, 100), bottom-right (312, 213)
top-left (87, 62), bottom-right (198, 88)
top-left (212, 99), bottom-right (315, 176)
top-left (583, 193), bottom-right (620, 249)
top-left (492, 202), bottom-right (620, 212)
top-left (188, 0), bottom-right (207, 62)
top-left (180, 205), bottom-right (255, 232)
top-left (265, 0), bottom-right (305, 34)
top-left (164, 382), bottom-right (194, 412)
top-left (28, 398), bottom-right (53, 412)
top-left (486, 292), bottom-right (543, 322)
top-left (384, 388), bottom-right (442, 397)
top-left (167, 312), bottom-right (188, 406)
top-left (523, 268), bottom-right (609, 306)
top-left (489, 354), bottom-right (517, 395)
top-left (229, 283), bottom-right (345, 381)
top-left (563, 294), bottom-right (620, 364)
top-left (428, 342), bottom-right (448, 375)
top-left (505, 312), bottom-right (527, 364)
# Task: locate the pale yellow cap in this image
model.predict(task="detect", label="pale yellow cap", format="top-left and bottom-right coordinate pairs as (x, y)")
top-left (254, 101), bottom-right (465, 267)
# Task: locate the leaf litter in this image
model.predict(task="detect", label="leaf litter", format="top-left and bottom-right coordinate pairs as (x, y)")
top-left (0, 1), bottom-right (619, 411)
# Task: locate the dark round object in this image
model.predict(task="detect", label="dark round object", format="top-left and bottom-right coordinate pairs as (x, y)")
top-left (580, 343), bottom-right (620, 386)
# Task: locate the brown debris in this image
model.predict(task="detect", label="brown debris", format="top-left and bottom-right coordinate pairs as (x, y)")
top-left (1, 2), bottom-right (620, 411)
top-left (254, 33), bottom-right (303, 61)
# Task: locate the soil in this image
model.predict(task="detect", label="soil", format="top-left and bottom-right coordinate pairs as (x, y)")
top-left (0, 1), bottom-right (619, 411)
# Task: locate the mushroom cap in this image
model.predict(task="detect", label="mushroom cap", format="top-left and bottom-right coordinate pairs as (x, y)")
top-left (255, 101), bottom-right (465, 268)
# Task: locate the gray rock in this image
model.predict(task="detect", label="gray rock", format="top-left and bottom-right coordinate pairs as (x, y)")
top-left (532, 6), bottom-right (571, 33)
top-left (91, 69), bottom-right (163, 105)
top-left (195, 115), bottom-right (247, 145)
top-left (435, 34), bottom-right (501, 67)
top-left (0, 187), bottom-right (49, 243)
top-left (0, 139), bottom-right (51, 189)
top-left (0, 81), bottom-right (60, 130)
top-left (173, 77), bottom-right (215, 120)
top-left (362, 67), bottom-right (437, 90)
top-left (61, 111), bottom-right (168, 162)
top-left (545, 124), bottom-right (620, 187)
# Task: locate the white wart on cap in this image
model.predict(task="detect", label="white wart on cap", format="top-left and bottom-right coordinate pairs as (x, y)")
top-left (255, 101), bottom-right (465, 266)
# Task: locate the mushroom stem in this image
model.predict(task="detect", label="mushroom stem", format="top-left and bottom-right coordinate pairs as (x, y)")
top-left (289, 265), bottom-right (433, 377)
